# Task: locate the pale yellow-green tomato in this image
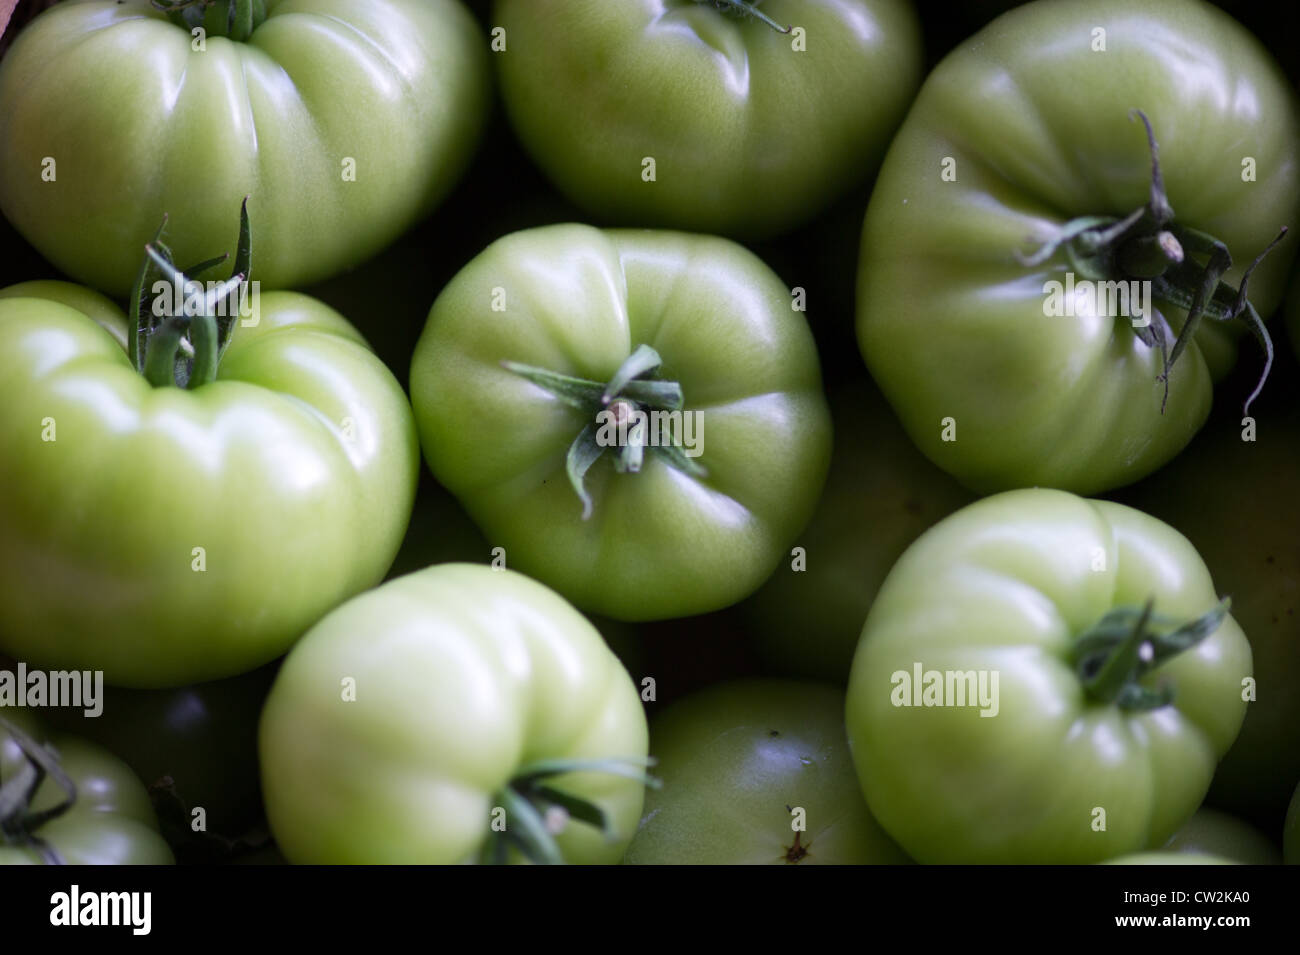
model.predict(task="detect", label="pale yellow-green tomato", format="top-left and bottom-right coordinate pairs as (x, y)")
top-left (260, 564), bottom-right (649, 864)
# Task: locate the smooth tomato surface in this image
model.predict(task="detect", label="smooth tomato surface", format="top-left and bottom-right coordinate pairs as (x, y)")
top-left (0, 282), bottom-right (418, 687)
top-left (857, 0), bottom-right (1300, 493)
top-left (624, 679), bottom-right (910, 864)
top-left (494, 0), bottom-right (922, 238)
top-left (410, 224), bottom-right (831, 620)
top-left (259, 564), bottom-right (648, 864)
top-left (847, 489), bottom-right (1251, 864)
top-left (0, 0), bottom-right (489, 295)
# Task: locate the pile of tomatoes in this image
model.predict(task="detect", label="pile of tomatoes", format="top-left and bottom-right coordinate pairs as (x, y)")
top-left (0, 0), bottom-right (1296, 867)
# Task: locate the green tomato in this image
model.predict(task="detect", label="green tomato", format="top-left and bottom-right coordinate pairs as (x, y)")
top-left (0, 281), bottom-right (418, 687)
top-left (494, 0), bottom-right (921, 239)
top-left (857, 0), bottom-right (1300, 494)
top-left (1162, 808), bottom-right (1281, 865)
top-left (846, 489), bottom-right (1251, 864)
top-left (0, 0), bottom-right (489, 297)
top-left (259, 564), bottom-right (649, 864)
top-left (624, 679), bottom-right (910, 864)
top-left (1121, 405), bottom-right (1300, 832)
top-left (409, 224), bottom-right (831, 620)
top-left (1285, 784), bottom-right (1299, 864)
top-left (741, 380), bottom-right (973, 683)
top-left (41, 664), bottom-right (277, 843)
top-left (0, 711), bottom-right (173, 865)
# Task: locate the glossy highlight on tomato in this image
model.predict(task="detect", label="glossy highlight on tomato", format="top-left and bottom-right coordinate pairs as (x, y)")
top-left (494, 0), bottom-right (923, 239)
top-left (0, 281), bottom-right (418, 687)
top-left (857, 0), bottom-right (1300, 494)
top-left (409, 224), bottom-right (831, 621)
top-left (846, 489), bottom-right (1251, 864)
top-left (0, 0), bottom-right (489, 296)
top-left (259, 564), bottom-right (648, 864)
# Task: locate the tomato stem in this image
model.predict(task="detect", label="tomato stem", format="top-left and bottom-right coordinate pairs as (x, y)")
top-left (151, 0), bottom-right (268, 41)
top-left (0, 717), bottom-right (77, 864)
top-left (503, 345), bottom-right (707, 520)
top-left (481, 756), bottom-right (659, 865)
top-left (695, 0), bottom-right (792, 34)
top-left (1118, 231), bottom-right (1184, 279)
top-left (142, 316), bottom-right (190, 388)
top-left (128, 199), bottom-right (253, 391)
top-left (1070, 597), bottom-right (1230, 711)
top-left (1016, 110), bottom-right (1285, 418)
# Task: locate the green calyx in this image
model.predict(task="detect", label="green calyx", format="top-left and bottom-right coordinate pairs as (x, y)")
top-left (0, 717), bottom-right (76, 865)
top-left (503, 345), bottom-right (708, 520)
top-left (479, 756), bottom-right (659, 866)
top-left (128, 198), bottom-right (253, 391)
top-left (1019, 109), bottom-right (1287, 416)
top-left (693, 0), bottom-right (791, 34)
top-left (151, 0), bottom-right (268, 42)
top-left (1070, 597), bottom-right (1230, 711)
